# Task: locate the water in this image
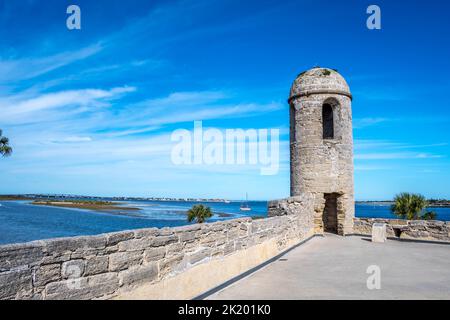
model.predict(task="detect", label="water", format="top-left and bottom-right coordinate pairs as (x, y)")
top-left (0, 200), bottom-right (449, 245)
top-left (0, 200), bottom-right (267, 245)
top-left (355, 203), bottom-right (450, 221)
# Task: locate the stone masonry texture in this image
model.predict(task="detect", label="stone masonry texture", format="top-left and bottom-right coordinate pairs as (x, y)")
top-left (273, 67), bottom-right (355, 235)
top-left (353, 218), bottom-right (450, 243)
top-left (0, 211), bottom-right (313, 300)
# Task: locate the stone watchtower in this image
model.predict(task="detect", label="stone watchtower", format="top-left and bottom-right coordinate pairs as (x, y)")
top-left (289, 67), bottom-right (354, 235)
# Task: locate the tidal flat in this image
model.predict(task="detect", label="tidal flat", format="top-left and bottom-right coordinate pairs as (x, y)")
top-left (31, 199), bottom-right (141, 215)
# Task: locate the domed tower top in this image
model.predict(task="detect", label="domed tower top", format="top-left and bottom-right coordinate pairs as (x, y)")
top-left (289, 67), bottom-right (352, 103)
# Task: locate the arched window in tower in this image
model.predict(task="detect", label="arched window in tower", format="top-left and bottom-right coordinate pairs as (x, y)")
top-left (322, 104), bottom-right (334, 139)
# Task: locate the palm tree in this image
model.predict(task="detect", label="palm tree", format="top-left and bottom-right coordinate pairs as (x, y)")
top-left (0, 130), bottom-right (12, 157)
top-left (187, 204), bottom-right (213, 224)
top-left (391, 192), bottom-right (436, 220)
top-left (422, 211), bottom-right (437, 220)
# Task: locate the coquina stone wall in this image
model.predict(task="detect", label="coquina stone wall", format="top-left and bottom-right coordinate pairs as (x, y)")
top-left (288, 68), bottom-right (355, 235)
top-left (354, 218), bottom-right (450, 243)
top-left (0, 207), bottom-right (314, 300)
top-left (268, 194), bottom-right (314, 217)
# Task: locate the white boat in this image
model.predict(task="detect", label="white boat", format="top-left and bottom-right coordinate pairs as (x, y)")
top-left (240, 193), bottom-right (252, 211)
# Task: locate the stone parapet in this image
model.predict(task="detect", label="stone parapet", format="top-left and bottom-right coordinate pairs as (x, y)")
top-left (0, 214), bottom-right (314, 300)
top-left (353, 218), bottom-right (450, 243)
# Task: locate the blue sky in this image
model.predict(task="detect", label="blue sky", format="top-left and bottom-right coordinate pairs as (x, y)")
top-left (0, 0), bottom-right (449, 200)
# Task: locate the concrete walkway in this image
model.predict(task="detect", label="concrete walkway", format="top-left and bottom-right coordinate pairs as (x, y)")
top-left (206, 235), bottom-right (450, 300)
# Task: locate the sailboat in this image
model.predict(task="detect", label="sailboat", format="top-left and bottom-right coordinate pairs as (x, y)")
top-left (239, 193), bottom-right (252, 211)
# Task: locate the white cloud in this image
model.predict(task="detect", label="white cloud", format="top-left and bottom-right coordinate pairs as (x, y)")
top-left (0, 43), bottom-right (103, 83)
top-left (355, 153), bottom-right (419, 160)
top-left (354, 139), bottom-right (446, 162)
top-left (415, 153), bottom-right (443, 159)
top-left (355, 150), bottom-right (444, 160)
top-left (51, 136), bottom-right (93, 143)
top-left (353, 117), bottom-right (388, 129)
top-left (141, 102), bottom-right (282, 127)
top-left (355, 140), bottom-right (448, 151)
top-left (1, 88), bottom-right (285, 180)
top-left (354, 165), bottom-right (391, 171)
top-left (0, 86), bottom-right (136, 124)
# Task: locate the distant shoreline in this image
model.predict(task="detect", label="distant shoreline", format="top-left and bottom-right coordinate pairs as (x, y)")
top-left (2, 195), bottom-right (450, 208)
top-left (356, 200), bottom-right (450, 208)
top-left (0, 194), bottom-right (234, 203)
top-left (356, 201), bottom-right (394, 205)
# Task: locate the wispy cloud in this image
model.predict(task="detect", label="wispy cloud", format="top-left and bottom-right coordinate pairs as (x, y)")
top-left (354, 164), bottom-right (391, 171)
top-left (51, 136), bottom-right (93, 143)
top-left (74, 90), bottom-right (282, 135)
top-left (355, 152), bottom-right (443, 160)
top-left (355, 140), bottom-right (448, 151)
top-left (0, 86), bottom-right (136, 124)
top-left (353, 117), bottom-right (388, 129)
top-left (0, 43), bottom-right (103, 83)
top-left (354, 139), bottom-right (447, 161)
top-left (1, 87), bottom-right (283, 178)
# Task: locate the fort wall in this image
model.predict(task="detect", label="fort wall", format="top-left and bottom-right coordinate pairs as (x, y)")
top-left (353, 218), bottom-right (450, 243)
top-left (0, 199), bottom-right (313, 300)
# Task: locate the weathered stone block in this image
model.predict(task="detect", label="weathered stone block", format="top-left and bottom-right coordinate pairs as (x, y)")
top-left (103, 245), bottom-right (119, 254)
top-left (0, 242), bottom-right (45, 271)
top-left (167, 241), bottom-right (184, 251)
top-left (0, 268), bottom-right (32, 299)
top-left (251, 219), bottom-right (269, 234)
top-left (209, 222), bottom-right (226, 232)
top-left (215, 234), bottom-right (227, 246)
top-left (45, 277), bottom-right (87, 300)
top-left (223, 242), bottom-right (235, 255)
top-left (109, 251), bottom-right (142, 271)
top-left (159, 254), bottom-right (185, 276)
top-left (106, 231), bottom-right (135, 246)
top-left (143, 247), bottom-right (166, 262)
top-left (70, 236), bottom-right (107, 259)
top-left (173, 224), bottom-right (201, 233)
top-left (187, 248), bottom-right (211, 265)
top-left (41, 252), bottom-right (71, 265)
top-left (44, 237), bottom-right (87, 254)
top-left (82, 235), bottom-right (107, 249)
top-left (119, 263), bottom-right (158, 287)
top-left (151, 235), bottom-right (178, 247)
top-left (33, 264), bottom-right (61, 287)
top-left (157, 228), bottom-right (175, 236)
top-left (227, 227), bottom-right (241, 239)
top-left (372, 223), bottom-right (387, 243)
top-left (118, 238), bottom-right (152, 251)
top-left (85, 256), bottom-right (109, 276)
top-left (235, 240), bottom-right (245, 251)
top-left (45, 272), bottom-right (119, 300)
top-left (179, 231), bottom-right (197, 243)
top-left (133, 228), bottom-right (158, 239)
top-left (71, 248), bottom-right (102, 259)
top-left (61, 260), bottom-right (85, 279)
